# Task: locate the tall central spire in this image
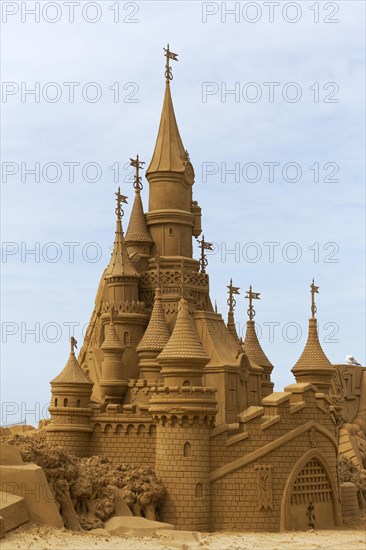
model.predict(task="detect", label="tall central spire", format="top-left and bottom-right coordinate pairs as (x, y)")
top-left (145, 46), bottom-right (197, 260)
top-left (146, 45), bottom-right (187, 176)
top-left (146, 80), bottom-right (187, 176)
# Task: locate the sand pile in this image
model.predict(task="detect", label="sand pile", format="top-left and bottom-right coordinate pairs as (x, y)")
top-left (4, 432), bottom-right (165, 531)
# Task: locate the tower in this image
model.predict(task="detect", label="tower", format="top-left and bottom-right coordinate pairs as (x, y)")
top-left (149, 297), bottom-right (217, 530)
top-left (46, 338), bottom-right (93, 456)
top-left (243, 286), bottom-right (274, 397)
top-left (292, 279), bottom-right (335, 394)
top-left (145, 46), bottom-right (198, 259)
top-left (140, 45), bottom-right (209, 328)
top-left (125, 155), bottom-right (154, 262)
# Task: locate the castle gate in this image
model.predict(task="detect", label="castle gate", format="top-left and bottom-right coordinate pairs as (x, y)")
top-left (282, 452), bottom-right (337, 530)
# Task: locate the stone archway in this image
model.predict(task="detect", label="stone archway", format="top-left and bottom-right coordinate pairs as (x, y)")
top-left (281, 450), bottom-right (340, 530)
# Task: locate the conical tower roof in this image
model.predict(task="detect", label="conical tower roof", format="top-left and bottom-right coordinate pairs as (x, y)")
top-left (243, 320), bottom-right (273, 370)
top-left (51, 352), bottom-right (93, 385)
top-left (137, 287), bottom-right (170, 353)
top-left (227, 311), bottom-right (239, 343)
top-left (292, 318), bottom-right (333, 373)
top-left (106, 219), bottom-right (139, 279)
top-left (101, 320), bottom-right (124, 351)
top-left (158, 298), bottom-right (209, 362)
top-left (125, 189), bottom-right (153, 245)
top-left (146, 82), bottom-right (187, 175)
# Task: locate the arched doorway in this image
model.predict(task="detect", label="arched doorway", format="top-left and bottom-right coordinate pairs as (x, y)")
top-left (282, 451), bottom-right (338, 530)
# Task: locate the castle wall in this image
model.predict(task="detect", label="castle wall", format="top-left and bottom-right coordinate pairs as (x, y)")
top-left (46, 431), bottom-right (91, 457)
top-left (88, 418), bottom-right (156, 466)
top-left (209, 385), bottom-right (341, 531)
top-left (210, 431), bottom-right (338, 531)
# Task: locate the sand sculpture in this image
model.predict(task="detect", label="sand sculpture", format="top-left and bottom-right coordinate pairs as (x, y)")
top-left (1, 47), bottom-right (364, 535)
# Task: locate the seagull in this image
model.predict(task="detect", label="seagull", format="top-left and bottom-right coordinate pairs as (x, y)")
top-left (346, 355), bottom-right (361, 366)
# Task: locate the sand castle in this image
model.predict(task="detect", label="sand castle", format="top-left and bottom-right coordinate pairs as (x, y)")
top-left (1, 47), bottom-right (365, 536)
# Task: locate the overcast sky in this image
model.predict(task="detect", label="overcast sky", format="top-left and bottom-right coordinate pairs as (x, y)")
top-left (1, 1), bottom-right (365, 426)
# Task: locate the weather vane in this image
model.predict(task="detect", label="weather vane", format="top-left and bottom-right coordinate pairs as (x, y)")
top-left (245, 285), bottom-right (261, 320)
top-left (70, 336), bottom-right (77, 353)
top-left (197, 234), bottom-right (214, 274)
top-left (227, 279), bottom-right (240, 314)
top-left (115, 186), bottom-right (128, 220)
top-left (310, 278), bottom-right (319, 319)
top-left (164, 43), bottom-right (178, 82)
top-left (130, 154), bottom-right (145, 191)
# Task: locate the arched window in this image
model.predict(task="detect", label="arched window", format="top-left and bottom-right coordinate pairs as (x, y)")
top-left (183, 380), bottom-right (191, 387)
top-left (124, 331), bottom-right (130, 346)
top-left (195, 483), bottom-right (203, 497)
top-left (168, 227), bottom-right (174, 236)
top-left (184, 442), bottom-right (191, 457)
top-left (63, 398), bottom-right (68, 407)
top-left (54, 398), bottom-right (58, 406)
top-left (76, 399), bottom-right (81, 408)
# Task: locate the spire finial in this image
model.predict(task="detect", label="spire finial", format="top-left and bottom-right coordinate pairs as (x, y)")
top-left (115, 186), bottom-right (128, 220)
top-left (245, 285), bottom-right (261, 321)
top-left (70, 336), bottom-right (78, 354)
top-left (130, 154), bottom-right (145, 191)
top-left (197, 234), bottom-right (214, 274)
top-left (310, 278), bottom-right (319, 319)
top-left (164, 43), bottom-right (178, 83)
top-left (214, 300), bottom-right (218, 314)
top-left (227, 278), bottom-right (240, 313)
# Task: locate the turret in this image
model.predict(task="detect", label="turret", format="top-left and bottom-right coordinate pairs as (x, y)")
top-left (125, 155), bottom-right (154, 259)
top-left (100, 309), bottom-right (127, 404)
top-left (103, 187), bottom-right (149, 378)
top-left (243, 286), bottom-right (274, 397)
top-left (292, 279), bottom-right (335, 395)
top-left (136, 286), bottom-right (170, 381)
top-left (227, 279), bottom-right (240, 343)
top-left (149, 296), bottom-right (217, 530)
top-left (46, 338), bottom-right (93, 456)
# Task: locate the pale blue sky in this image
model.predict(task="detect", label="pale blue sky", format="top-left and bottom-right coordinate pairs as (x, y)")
top-left (1, 1), bottom-right (365, 426)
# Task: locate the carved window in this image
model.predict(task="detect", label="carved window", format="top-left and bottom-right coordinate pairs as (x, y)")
top-left (291, 458), bottom-right (332, 505)
top-left (183, 380), bottom-right (191, 386)
top-left (63, 398), bottom-right (68, 407)
top-left (195, 483), bottom-right (203, 497)
top-left (168, 228), bottom-right (174, 236)
top-left (184, 442), bottom-right (191, 457)
top-left (76, 399), bottom-right (81, 408)
top-left (124, 331), bottom-right (130, 346)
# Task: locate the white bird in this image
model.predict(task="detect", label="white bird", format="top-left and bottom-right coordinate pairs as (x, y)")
top-left (346, 355), bottom-right (361, 366)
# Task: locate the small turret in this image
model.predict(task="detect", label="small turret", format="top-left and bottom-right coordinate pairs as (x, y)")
top-left (227, 279), bottom-right (240, 343)
top-left (243, 286), bottom-right (274, 397)
top-left (100, 308), bottom-right (126, 404)
top-left (103, 187), bottom-right (149, 379)
top-left (137, 286), bottom-right (170, 380)
top-left (157, 298), bottom-right (210, 386)
top-left (292, 280), bottom-right (335, 395)
top-left (125, 155), bottom-right (153, 257)
top-left (46, 338), bottom-right (93, 456)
